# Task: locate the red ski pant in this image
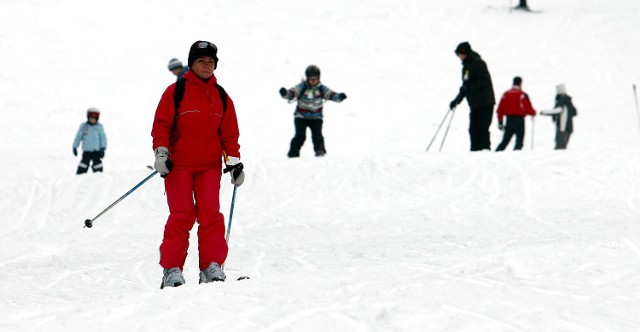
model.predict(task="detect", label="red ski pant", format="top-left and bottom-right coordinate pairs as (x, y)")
top-left (159, 167), bottom-right (228, 271)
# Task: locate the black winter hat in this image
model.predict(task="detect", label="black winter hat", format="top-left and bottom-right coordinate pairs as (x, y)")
top-left (188, 40), bottom-right (218, 69)
top-left (454, 42), bottom-right (472, 55)
top-left (513, 76), bottom-right (522, 86)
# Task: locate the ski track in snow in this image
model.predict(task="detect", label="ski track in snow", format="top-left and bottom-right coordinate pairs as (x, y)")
top-left (5, 145), bottom-right (640, 332)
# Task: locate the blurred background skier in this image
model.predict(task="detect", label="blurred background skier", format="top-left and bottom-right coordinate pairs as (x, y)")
top-left (167, 57), bottom-right (188, 80)
top-left (540, 84), bottom-right (578, 150)
top-left (449, 42), bottom-right (496, 151)
top-left (72, 107), bottom-right (107, 174)
top-left (279, 65), bottom-right (347, 158)
top-left (495, 76), bottom-right (537, 151)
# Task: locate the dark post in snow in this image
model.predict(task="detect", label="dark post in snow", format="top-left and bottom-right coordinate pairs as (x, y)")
top-left (516, 0), bottom-right (529, 10)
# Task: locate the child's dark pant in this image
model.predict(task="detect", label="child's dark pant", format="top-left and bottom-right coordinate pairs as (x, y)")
top-left (76, 151), bottom-right (103, 174)
top-left (288, 118), bottom-right (325, 157)
top-left (555, 130), bottom-right (571, 150)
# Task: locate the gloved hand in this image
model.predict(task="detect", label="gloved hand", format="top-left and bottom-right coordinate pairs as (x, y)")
top-left (279, 87), bottom-right (287, 98)
top-left (154, 147), bottom-right (173, 176)
top-left (336, 93), bottom-right (347, 102)
top-left (449, 97), bottom-right (462, 110)
top-left (98, 148), bottom-right (105, 158)
top-left (73, 147), bottom-right (78, 156)
top-left (223, 156), bottom-right (245, 187)
top-left (498, 122), bottom-right (504, 131)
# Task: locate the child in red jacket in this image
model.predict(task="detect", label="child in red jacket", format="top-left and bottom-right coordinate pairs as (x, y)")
top-left (495, 76), bottom-right (536, 151)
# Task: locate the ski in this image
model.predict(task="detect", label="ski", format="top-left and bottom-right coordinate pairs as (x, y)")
top-left (486, 5), bottom-right (542, 13)
top-left (160, 275), bottom-right (250, 289)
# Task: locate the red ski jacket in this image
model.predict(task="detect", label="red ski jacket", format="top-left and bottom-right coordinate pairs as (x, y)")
top-left (152, 70), bottom-right (240, 170)
top-left (496, 86), bottom-right (536, 123)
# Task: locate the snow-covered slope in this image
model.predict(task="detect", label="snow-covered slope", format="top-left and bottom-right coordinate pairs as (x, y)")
top-left (1, 0), bottom-right (640, 331)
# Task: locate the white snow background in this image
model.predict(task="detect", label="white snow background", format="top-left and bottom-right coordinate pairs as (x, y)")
top-left (1, 0), bottom-right (640, 331)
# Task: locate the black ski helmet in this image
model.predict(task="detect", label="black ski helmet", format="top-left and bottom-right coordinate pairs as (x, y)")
top-left (305, 65), bottom-right (320, 78)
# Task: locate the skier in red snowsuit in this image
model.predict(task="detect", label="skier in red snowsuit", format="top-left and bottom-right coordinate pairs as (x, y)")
top-left (152, 41), bottom-right (244, 288)
top-left (495, 76), bottom-right (536, 151)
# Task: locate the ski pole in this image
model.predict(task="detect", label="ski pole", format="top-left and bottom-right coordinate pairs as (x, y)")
top-left (426, 109), bottom-right (453, 151)
top-left (84, 171), bottom-right (158, 228)
top-left (634, 84), bottom-right (640, 138)
top-left (225, 186), bottom-right (238, 243)
top-left (439, 108), bottom-right (456, 152)
top-left (531, 116), bottom-right (535, 151)
top-left (222, 186), bottom-right (249, 280)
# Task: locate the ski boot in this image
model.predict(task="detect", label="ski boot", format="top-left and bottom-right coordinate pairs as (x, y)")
top-left (160, 267), bottom-right (185, 289)
top-left (199, 262), bottom-right (226, 283)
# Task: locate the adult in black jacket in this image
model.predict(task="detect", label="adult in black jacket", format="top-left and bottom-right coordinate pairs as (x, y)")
top-left (449, 42), bottom-right (496, 151)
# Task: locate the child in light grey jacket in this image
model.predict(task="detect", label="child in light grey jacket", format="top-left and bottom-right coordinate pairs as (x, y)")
top-left (73, 108), bottom-right (107, 174)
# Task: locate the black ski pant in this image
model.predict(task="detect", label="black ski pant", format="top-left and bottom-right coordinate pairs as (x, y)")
top-left (469, 105), bottom-right (494, 151)
top-left (288, 118), bottom-right (325, 157)
top-left (76, 151), bottom-right (103, 174)
top-left (496, 116), bottom-right (525, 151)
top-left (555, 130), bottom-right (571, 150)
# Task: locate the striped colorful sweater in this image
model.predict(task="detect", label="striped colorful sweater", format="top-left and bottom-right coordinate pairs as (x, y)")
top-left (284, 81), bottom-right (341, 119)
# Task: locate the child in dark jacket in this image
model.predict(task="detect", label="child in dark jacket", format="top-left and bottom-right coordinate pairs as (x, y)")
top-left (279, 65), bottom-right (347, 157)
top-left (72, 108), bottom-right (107, 174)
top-left (540, 84), bottom-right (577, 150)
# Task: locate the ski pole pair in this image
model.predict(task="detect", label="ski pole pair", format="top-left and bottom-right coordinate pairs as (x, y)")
top-left (426, 108), bottom-right (456, 152)
top-left (83, 170), bottom-right (246, 278)
top-left (84, 171), bottom-right (240, 237)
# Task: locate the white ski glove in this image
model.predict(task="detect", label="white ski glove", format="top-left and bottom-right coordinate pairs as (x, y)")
top-left (154, 147), bottom-right (173, 175)
top-left (224, 156), bottom-right (245, 187)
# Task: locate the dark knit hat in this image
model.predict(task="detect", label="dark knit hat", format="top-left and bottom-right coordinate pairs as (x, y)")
top-left (513, 76), bottom-right (522, 86)
top-left (454, 42), bottom-right (472, 55)
top-left (167, 58), bottom-right (183, 71)
top-left (188, 41), bottom-right (218, 69)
